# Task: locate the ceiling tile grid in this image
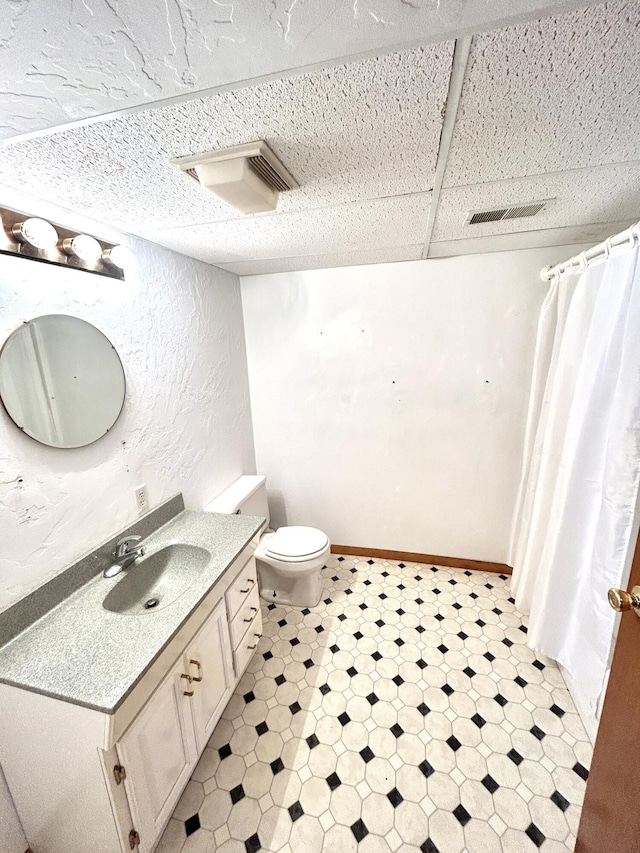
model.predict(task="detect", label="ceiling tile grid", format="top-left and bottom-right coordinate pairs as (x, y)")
top-left (216, 245), bottom-right (425, 277)
top-left (432, 161), bottom-right (640, 242)
top-left (0, 45), bottom-right (452, 233)
top-left (442, 0), bottom-right (640, 188)
top-left (0, 0), bottom-right (604, 141)
top-left (0, 0), bottom-right (639, 273)
top-left (136, 194), bottom-right (431, 265)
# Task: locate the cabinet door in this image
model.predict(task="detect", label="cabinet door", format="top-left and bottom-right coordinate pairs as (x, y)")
top-left (116, 659), bottom-right (197, 853)
top-left (186, 598), bottom-right (234, 753)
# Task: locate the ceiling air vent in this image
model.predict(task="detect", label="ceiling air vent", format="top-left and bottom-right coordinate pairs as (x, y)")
top-left (468, 208), bottom-right (508, 225)
top-left (247, 154), bottom-right (292, 193)
top-left (466, 199), bottom-right (552, 225)
top-left (171, 141), bottom-right (298, 215)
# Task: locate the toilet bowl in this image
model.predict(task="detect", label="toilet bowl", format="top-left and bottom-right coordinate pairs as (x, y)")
top-left (255, 526), bottom-right (330, 608)
top-left (203, 475), bottom-right (330, 608)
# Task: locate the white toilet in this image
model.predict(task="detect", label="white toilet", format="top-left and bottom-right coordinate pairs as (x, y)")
top-left (204, 475), bottom-right (330, 607)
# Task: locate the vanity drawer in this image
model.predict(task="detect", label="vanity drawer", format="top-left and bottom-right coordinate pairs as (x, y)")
top-left (230, 586), bottom-right (261, 648)
top-left (234, 608), bottom-right (263, 676)
top-left (226, 556), bottom-right (258, 618)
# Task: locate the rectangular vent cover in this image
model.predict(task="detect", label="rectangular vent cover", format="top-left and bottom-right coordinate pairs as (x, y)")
top-left (183, 157), bottom-right (292, 193)
top-left (248, 155), bottom-right (291, 192)
top-left (469, 208), bottom-right (508, 224)
top-left (467, 200), bottom-right (550, 225)
top-left (172, 141), bottom-right (298, 193)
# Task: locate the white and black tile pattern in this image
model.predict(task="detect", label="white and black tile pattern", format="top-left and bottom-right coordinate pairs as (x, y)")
top-left (157, 555), bottom-right (592, 853)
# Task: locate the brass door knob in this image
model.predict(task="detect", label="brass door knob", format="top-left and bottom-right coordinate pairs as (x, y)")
top-left (608, 586), bottom-right (640, 612)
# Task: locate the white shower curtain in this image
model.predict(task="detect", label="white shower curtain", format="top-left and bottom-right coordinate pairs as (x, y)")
top-left (509, 242), bottom-right (640, 716)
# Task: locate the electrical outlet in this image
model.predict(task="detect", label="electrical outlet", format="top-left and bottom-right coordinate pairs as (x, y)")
top-left (134, 485), bottom-right (148, 514)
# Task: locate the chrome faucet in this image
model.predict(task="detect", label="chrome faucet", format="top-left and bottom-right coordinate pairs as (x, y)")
top-left (103, 535), bottom-right (145, 579)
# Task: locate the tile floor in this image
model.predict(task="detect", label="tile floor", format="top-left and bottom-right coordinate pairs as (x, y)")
top-left (156, 554), bottom-right (592, 853)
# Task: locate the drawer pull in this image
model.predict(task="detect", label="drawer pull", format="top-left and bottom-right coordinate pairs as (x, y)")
top-left (181, 673), bottom-right (194, 697)
top-left (239, 578), bottom-right (256, 593)
top-left (189, 659), bottom-right (203, 682)
top-left (248, 632), bottom-right (262, 650)
top-left (243, 607), bottom-right (258, 623)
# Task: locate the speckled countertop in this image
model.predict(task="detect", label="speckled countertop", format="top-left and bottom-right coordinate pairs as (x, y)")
top-left (0, 511), bottom-right (265, 714)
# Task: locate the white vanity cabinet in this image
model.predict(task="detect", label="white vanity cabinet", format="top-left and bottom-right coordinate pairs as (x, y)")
top-left (0, 546), bottom-right (262, 853)
top-left (117, 599), bottom-right (233, 852)
top-left (183, 598), bottom-right (234, 754)
top-left (226, 557), bottom-right (263, 676)
top-left (116, 654), bottom-right (198, 853)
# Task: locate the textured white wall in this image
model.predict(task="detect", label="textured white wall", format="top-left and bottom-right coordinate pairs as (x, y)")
top-left (0, 209), bottom-right (255, 851)
top-left (240, 245), bottom-right (585, 564)
top-left (0, 234), bottom-right (255, 613)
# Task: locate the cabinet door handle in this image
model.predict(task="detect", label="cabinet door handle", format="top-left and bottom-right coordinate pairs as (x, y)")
top-left (239, 578), bottom-right (256, 593)
top-left (243, 607), bottom-right (258, 623)
top-left (248, 633), bottom-right (262, 650)
top-left (181, 673), bottom-right (194, 696)
top-left (189, 659), bottom-right (203, 682)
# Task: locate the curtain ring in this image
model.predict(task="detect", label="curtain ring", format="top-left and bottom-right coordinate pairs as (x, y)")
top-left (566, 257), bottom-right (581, 275)
top-left (577, 252), bottom-right (588, 271)
top-left (603, 238), bottom-right (612, 259)
top-left (616, 231), bottom-right (635, 252)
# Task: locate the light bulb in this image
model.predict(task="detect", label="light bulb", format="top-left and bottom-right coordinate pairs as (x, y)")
top-left (61, 234), bottom-right (102, 262)
top-left (11, 218), bottom-right (59, 250)
top-left (102, 244), bottom-right (134, 270)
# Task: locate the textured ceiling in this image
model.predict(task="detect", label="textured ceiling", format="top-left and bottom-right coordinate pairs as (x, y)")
top-left (0, 0), bottom-right (639, 273)
top-left (443, 1), bottom-right (640, 185)
top-left (0, 45), bottom-right (452, 231)
top-left (434, 163), bottom-right (640, 241)
top-left (140, 194), bottom-right (432, 265)
top-left (1, 0), bottom-right (605, 141)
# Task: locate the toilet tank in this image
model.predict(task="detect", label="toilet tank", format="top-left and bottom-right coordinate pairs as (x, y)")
top-left (203, 475), bottom-right (270, 524)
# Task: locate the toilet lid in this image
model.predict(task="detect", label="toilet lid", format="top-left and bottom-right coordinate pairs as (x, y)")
top-left (265, 526), bottom-right (329, 559)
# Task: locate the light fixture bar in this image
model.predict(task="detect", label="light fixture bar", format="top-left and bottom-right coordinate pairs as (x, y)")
top-left (0, 205), bottom-right (129, 281)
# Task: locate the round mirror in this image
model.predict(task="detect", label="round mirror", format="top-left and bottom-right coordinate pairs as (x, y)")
top-left (0, 315), bottom-right (126, 448)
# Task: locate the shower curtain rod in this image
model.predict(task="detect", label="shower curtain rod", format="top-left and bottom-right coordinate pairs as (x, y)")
top-left (540, 220), bottom-right (640, 282)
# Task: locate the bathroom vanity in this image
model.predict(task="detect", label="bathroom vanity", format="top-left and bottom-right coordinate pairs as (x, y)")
top-left (0, 501), bottom-right (265, 853)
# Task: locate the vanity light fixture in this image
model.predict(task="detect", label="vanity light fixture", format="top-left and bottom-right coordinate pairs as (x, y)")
top-left (1, 204), bottom-right (126, 281)
top-left (101, 245), bottom-right (134, 270)
top-left (61, 234), bottom-right (102, 263)
top-left (11, 217), bottom-right (59, 250)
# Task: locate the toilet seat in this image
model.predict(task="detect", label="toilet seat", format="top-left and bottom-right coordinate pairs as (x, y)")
top-left (264, 526), bottom-right (329, 562)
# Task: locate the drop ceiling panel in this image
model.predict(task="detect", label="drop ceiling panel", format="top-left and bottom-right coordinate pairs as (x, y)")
top-left (443, 0), bottom-right (640, 188)
top-left (1, 0), bottom-right (605, 141)
top-left (217, 244), bottom-right (425, 276)
top-left (137, 194), bottom-right (431, 265)
top-left (433, 162), bottom-right (640, 242)
top-left (0, 46), bottom-right (451, 233)
top-left (1, 1), bottom-right (638, 273)
top-left (429, 221), bottom-right (635, 258)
